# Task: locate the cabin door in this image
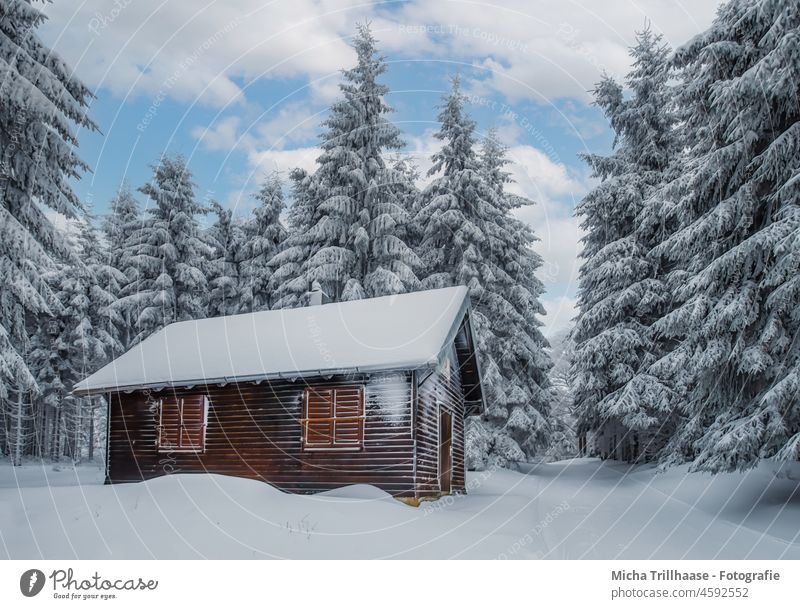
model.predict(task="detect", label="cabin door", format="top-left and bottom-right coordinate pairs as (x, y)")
top-left (438, 410), bottom-right (453, 495)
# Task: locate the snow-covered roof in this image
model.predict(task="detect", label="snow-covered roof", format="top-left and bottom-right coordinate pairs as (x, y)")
top-left (74, 286), bottom-right (472, 395)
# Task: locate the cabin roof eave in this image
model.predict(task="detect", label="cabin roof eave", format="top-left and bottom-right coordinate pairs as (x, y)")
top-left (71, 360), bottom-right (438, 397)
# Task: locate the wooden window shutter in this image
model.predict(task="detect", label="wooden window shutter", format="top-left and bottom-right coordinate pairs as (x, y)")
top-left (158, 394), bottom-right (207, 452)
top-left (332, 386), bottom-right (362, 446)
top-left (304, 388), bottom-right (334, 447)
top-left (158, 398), bottom-right (181, 450)
top-left (180, 394), bottom-right (206, 451)
top-left (303, 385), bottom-right (363, 449)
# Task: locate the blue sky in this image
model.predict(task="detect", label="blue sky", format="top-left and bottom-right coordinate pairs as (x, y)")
top-left (39, 0), bottom-right (723, 336)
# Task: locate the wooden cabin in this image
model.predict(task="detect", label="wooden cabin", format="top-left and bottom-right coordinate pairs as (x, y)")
top-left (74, 286), bottom-right (485, 500)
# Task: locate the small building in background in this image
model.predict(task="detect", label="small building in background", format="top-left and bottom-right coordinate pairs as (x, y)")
top-left (74, 286), bottom-right (485, 502)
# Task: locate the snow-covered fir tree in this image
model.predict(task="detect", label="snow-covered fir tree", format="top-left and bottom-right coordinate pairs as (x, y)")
top-left (79, 214), bottom-right (125, 360)
top-left (648, 0), bottom-right (800, 471)
top-left (381, 153), bottom-right (423, 286)
top-left (102, 185), bottom-right (142, 350)
top-left (270, 168), bottom-right (317, 308)
top-left (0, 0), bottom-right (96, 463)
top-left (29, 217), bottom-right (119, 461)
top-left (73, 216), bottom-right (121, 460)
top-left (238, 173), bottom-right (286, 312)
top-left (102, 185), bottom-right (141, 271)
top-left (415, 76), bottom-right (499, 290)
top-left (360, 159), bottom-right (422, 298)
top-left (271, 24), bottom-right (418, 303)
top-left (417, 81), bottom-right (551, 468)
top-left (478, 129), bottom-right (553, 464)
top-left (571, 27), bottom-right (676, 463)
top-left (118, 155), bottom-right (211, 343)
top-left (207, 201), bottom-right (243, 317)
top-left (416, 79), bottom-right (507, 468)
top-left (546, 326), bottom-right (578, 460)
top-left (387, 154), bottom-right (420, 214)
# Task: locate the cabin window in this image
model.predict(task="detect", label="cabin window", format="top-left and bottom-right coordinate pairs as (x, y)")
top-left (157, 394), bottom-right (208, 452)
top-left (302, 385), bottom-right (364, 450)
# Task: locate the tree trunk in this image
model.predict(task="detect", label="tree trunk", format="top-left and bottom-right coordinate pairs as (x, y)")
top-left (12, 390), bottom-right (24, 466)
top-left (0, 398), bottom-right (8, 459)
top-left (52, 407), bottom-right (61, 460)
top-left (88, 409), bottom-right (95, 462)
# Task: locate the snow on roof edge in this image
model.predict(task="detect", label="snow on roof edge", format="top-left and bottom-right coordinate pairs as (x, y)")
top-left (73, 286), bottom-right (472, 395)
top-left (73, 359), bottom-right (437, 396)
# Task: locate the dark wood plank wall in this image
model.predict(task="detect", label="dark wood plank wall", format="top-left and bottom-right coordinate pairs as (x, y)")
top-left (414, 343), bottom-right (467, 496)
top-left (107, 372), bottom-right (419, 496)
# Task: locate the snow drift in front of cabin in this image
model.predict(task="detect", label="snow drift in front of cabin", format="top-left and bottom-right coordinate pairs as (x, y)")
top-left (1, 459), bottom-right (797, 559)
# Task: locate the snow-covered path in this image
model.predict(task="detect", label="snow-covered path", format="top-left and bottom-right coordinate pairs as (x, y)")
top-left (524, 460), bottom-right (799, 559)
top-left (1, 458), bottom-right (797, 559)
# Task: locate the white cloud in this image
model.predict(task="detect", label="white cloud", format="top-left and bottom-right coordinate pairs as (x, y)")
top-left (41, 0), bottom-right (367, 107)
top-left (521, 204), bottom-right (584, 290)
top-left (192, 116), bottom-right (243, 151)
top-left (192, 111), bottom-right (323, 192)
top-left (502, 144), bottom-right (589, 290)
top-left (400, 130), bottom-right (441, 184)
top-left (41, 0), bottom-right (723, 108)
top-left (193, 102), bottom-right (323, 157)
top-left (307, 76), bottom-right (345, 104)
top-left (506, 145), bottom-right (586, 201)
top-left (254, 102), bottom-right (324, 149)
top-left (540, 295), bottom-right (578, 339)
top-left (382, 0), bottom-right (723, 102)
top-left (247, 147), bottom-right (321, 177)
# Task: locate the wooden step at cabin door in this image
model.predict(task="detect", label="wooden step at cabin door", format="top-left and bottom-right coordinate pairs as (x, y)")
top-left (438, 410), bottom-right (453, 495)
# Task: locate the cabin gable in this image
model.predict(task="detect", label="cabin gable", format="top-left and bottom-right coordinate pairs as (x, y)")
top-left (453, 315), bottom-right (484, 416)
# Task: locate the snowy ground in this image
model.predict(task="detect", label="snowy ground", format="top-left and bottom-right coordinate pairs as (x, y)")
top-left (1, 458), bottom-right (798, 559)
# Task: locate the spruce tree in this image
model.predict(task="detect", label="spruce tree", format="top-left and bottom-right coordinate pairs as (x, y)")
top-left (102, 185), bottom-right (142, 350)
top-left (571, 27), bottom-right (676, 462)
top-left (118, 155), bottom-right (211, 343)
top-left (207, 201), bottom-right (243, 317)
top-left (239, 173), bottom-right (286, 312)
top-left (270, 168), bottom-right (317, 308)
top-left (79, 214), bottom-right (124, 361)
top-left (650, 0), bottom-right (800, 471)
top-left (387, 155), bottom-right (420, 214)
top-left (419, 78), bottom-right (507, 466)
top-left (102, 185), bottom-right (141, 274)
top-left (365, 154), bottom-right (422, 296)
top-left (75, 217), bottom-right (120, 460)
top-left (478, 130), bottom-right (553, 464)
top-left (272, 24), bottom-right (418, 303)
top-left (29, 217), bottom-right (118, 461)
top-left (417, 81), bottom-right (551, 468)
top-left (415, 76), bottom-right (499, 290)
top-left (0, 0), bottom-right (95, 463)
top-left (546, 327), bottom-right (578, 460)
